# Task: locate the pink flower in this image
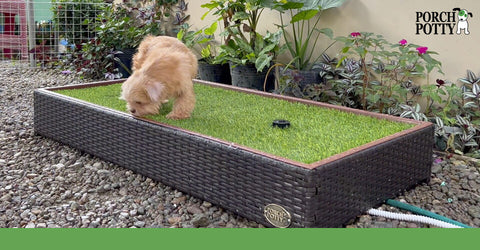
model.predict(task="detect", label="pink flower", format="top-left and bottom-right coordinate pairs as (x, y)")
top-left (416, 46), bottom-right (428, 54)
top-left (350, 32), bottom-right (361, 37)
top-left (399, 39), bottom-right (407, 46)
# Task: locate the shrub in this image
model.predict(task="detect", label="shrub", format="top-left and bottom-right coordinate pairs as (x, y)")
top-left (278, 31), bottom-right (480, 157)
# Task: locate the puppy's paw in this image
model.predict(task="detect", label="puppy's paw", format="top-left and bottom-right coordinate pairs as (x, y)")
top-left (166, 112), bottom-right (190, 120)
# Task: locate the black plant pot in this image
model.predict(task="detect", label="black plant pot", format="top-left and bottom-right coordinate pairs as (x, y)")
top-left (115, 48), bottom-right (136, 78)
top-left (229, 62), bottom-right (275, 91)
top-left (198, 60), bottom-right (231, 85)
top-left (280, 67), bottom-right (322, 88)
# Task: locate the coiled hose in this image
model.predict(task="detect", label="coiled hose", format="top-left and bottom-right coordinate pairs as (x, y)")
top-left (386, 199), bottom-right (472, 228)
top-left (368, 208), bottom-right (461, 228)
top-left (368, 199), bottom-right (472, 228)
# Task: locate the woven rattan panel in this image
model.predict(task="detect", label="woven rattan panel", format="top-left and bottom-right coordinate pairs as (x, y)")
top-left (306, 126), bottom-right (433, 227)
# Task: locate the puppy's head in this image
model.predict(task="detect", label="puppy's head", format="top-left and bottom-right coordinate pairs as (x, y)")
top-left (120, 72), bottom-right (165, 117)
top-left (459, 9), bottom-right (469, 21)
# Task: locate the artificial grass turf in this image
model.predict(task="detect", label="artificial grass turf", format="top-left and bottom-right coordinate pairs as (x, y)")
top-left (56, 83), bottom-right (414, 164)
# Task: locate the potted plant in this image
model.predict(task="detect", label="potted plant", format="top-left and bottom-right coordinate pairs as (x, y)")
top-left (79, 0), bottom-right (189, 79)
top-left (265, 0), bottom-right (347, 87)
top-left (178, 22), bottom-right (231, 84)
top-left (201, 0), bottom-right (285, 91)
top-left (97, 2), bottom-right (174, 78)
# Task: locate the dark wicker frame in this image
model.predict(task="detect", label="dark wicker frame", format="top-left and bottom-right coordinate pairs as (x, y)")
top-left (34, 79), bottom-right (433, 227)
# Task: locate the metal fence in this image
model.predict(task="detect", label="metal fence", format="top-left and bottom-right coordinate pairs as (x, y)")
top-left (0, 0), bottom-right (108, 69)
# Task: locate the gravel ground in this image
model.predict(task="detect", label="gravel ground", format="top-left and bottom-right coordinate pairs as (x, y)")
top-left (1, 65), bottom-right (479, 228)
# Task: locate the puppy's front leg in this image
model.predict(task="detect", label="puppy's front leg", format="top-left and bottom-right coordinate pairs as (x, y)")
top-left (166, 83), bottom-right (195, 120)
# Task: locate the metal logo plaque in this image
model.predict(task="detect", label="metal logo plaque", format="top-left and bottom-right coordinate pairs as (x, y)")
top-left (264, 204), bottom-right (292, 228)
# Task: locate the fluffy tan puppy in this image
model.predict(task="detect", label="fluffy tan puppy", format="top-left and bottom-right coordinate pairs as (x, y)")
top-left (120, 35), bottom-right (198, 119)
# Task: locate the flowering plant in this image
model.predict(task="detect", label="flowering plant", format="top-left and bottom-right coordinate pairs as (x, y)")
top-left (334, 32), bottom-right (443, 112)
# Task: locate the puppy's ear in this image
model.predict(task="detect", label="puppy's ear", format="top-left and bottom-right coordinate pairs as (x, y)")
top-left (144, 82), bottom-right (164, 103)
top-left (119, 82), bottom-right (127, 100)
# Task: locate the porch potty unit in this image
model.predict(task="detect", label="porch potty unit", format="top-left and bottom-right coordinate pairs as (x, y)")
top-left (33, 79), bottom-right (433, 227)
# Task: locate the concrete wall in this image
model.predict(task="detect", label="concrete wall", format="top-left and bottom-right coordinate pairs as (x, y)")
top-left (186, 0), bottom-right (479, 84)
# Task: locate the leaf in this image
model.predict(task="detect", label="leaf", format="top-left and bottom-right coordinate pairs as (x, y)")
top-left (459, 78), bottom-right (472, 84)
top-left (463, 90), bottom-right (476, 98)
top-left (291, 9), bottom-right (319, 23)
top-left (316, 0), bottom-right (348, 10)
top-left (204, 22), bottom-right (218, 35)
top-left (176, 29), bottom-right (185, 40)
top-left (463, 101), bottom-right (477, 109)
top-left (276, 2), bottom-right (304, 11)
top-left (456, 115), bottom-right (469, 126)
top-left (400, 110), bottom-right (412, 118)
top-left (201, 46), bottom-right (211, 59)
top-left (467, 70), bottom-right (477, 83)
top-left (399, 104), bottom-right (413, 110)
top-left (259, 43), bottom-right (277, 56)
top-left (234, 37), bottom-right (253, 54)
top-left (341, 46), bottom-right (350, 53)
top-left (414, 103), bottom-right (421, 113)
top-left (465, 141), bottom-right (478, 147)
top-left (412, 112), bottom-right (420, 121)
top-left (319, 28), bottom-right (333, 39)
top-left (232, 11), bottom-right (249, 22)
top-left (454, 149), bottom-right (464, 155)
top-left (200, 3), bottom-right (219, 9)
top-left (473, 83), bottom-right (480, 96)
top-left (336, 56), bottom-right (347, 68)
top-left (255, 54), bottom-right (272, 72)
top-left (435, 116), bottom-right (444, 128)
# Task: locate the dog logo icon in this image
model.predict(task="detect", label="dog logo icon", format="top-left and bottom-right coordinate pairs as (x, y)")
top-left (453, 8), bottom-right (473, 35)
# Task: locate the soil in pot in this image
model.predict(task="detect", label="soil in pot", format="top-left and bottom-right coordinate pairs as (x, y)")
top-left (198, 60), bottom-right (231, 85)
top-left (229, 63), bottom-right (275, 91)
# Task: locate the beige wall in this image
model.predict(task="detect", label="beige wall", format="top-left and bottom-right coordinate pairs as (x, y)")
top-left (187, 0), bottom-right (480, 85)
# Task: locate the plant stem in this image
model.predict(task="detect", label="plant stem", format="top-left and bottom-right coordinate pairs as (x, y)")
top-left (361, 57), bottom-right (369, 110)
top-left (310, 40), bottom-right (337, 66)
top-left (425, 73), bottom-right (432, 115)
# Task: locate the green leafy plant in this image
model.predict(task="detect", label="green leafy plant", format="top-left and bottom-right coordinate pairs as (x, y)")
top-left (459, 70), bottom-right (480, 124)
top-left (177, 22), bottom-right (220, 64)
top-left (279, 30), bottom-right (480, 157)
top-left (335, 32), bottom-right (443, 111)
top-left (265, 0), bottom-right (345, 70)
top-left (201, 0), bottom-right (285, 71)
top-left (65, 0), bottom-right (190, 79)
top-left (215, 29), bottom-right (284, 71)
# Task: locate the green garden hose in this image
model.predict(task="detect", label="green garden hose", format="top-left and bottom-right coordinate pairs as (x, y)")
top-left (386, 199), bottom-right (472, 228)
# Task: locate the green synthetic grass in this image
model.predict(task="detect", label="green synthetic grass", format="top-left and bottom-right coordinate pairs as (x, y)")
top-left (56, 83), bottom-right (414, 164)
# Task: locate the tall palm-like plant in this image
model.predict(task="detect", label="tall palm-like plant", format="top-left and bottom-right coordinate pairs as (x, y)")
top-left (267, 0), bottom-right (347, 70)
